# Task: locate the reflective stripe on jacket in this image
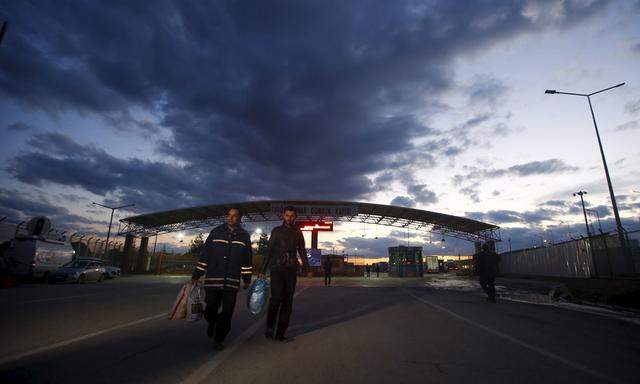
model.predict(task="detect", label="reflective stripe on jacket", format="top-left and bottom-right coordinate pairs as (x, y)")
top-left (192, 223), bottom-right (253, 290)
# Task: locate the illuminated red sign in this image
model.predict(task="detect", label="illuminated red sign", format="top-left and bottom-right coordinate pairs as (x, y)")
top-left (297, 221), bottom-right (334, 232)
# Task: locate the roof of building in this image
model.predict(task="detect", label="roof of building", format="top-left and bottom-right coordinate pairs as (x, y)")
top-left (119, 200), bottom-right (500, 241)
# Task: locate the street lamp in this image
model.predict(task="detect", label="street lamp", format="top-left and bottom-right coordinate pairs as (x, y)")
top-left (573, 191), bottom-right (592, 238)
top-left (546, 82), bottom-right (631, 268)
top-left (92, 202), bottom-right (135, 258)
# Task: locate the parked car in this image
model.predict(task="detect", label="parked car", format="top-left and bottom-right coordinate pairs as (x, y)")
top-left (78, 258), bottom-right (121, 279)
top-left (48, 259), bottom-right (106, 284)
top-left (445, 261), bottom-right (460, 271)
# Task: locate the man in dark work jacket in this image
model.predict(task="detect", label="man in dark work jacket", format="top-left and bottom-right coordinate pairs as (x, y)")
top-left (192, 207), bottom-right (253, 350)
top-left (259, 205), bottom-right (310, 342)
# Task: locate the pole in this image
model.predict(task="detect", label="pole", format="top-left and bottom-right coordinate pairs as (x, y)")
top-left (152, 233), bottom-right (159, 274)
top-left (575, 191), bottom-right (592, 238)
top-left (104, 208), bottom-right (115, 258)
top-left (587, 95), bottom-right (627, 257)
top-left (545, 83), bottom-right (631, 271)
top-left (593, 210), bottom-right (604, 233)
top-left (575, 191), bottom-right (599, 277)
top-left (92, 202), bottom-right (134, 258)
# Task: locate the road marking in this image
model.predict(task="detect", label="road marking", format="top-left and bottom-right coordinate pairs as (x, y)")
top-left (180, 286), bottom-right (310, 384)
top-left (499, 297), bottom-right (640, 327)
top-left (0, 312), bottom-right (167, 366)
top-left (0, 285), bottom-right (178, 306)
top-left (404, 288), bottom-right (627, 384)
top-left (17, 293), bottom-right (101, 304)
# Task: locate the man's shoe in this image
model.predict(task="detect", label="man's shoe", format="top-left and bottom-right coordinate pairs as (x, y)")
top-left (275, 334), bottom-right (292, 343)
top-left (207, 323), bottom-right (214, 338)
top-left (265, 328), bottom-right (274, 339)
top-left (213, 341), bottom-right (225, 351)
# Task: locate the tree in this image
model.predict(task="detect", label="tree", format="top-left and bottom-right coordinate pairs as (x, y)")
top-left (257, 233), bottom-right (269, 256)
top-left (189, 233), bottom-right (205, 256)
top-left (253, 233), bottom-right (269, 271)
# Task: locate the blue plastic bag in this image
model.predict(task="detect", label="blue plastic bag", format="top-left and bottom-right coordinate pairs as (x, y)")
top-left (247, 278), bottom-right (269, 315)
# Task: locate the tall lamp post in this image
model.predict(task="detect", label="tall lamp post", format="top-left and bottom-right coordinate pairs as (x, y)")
top-left (546, 83), bottom-right (631, 269)
top-left (92, 202), bottom-right (134, 258)
top-left (573, 191), bottom-right (592, 239)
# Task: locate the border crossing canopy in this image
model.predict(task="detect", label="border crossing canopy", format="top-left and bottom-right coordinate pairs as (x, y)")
top-left (118, 200), bottom-right (500, 242)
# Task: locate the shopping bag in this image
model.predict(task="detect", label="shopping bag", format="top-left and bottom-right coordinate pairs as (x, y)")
top-left (247, 278), bottom-right (269, 315)
top-left (169, 283), bottom-right (190, 320)
top-left (186, 282), bottom-right (205, 322)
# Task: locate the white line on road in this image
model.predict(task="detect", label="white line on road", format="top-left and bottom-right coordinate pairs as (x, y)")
top-left (180, 286), bottom-right (310, 384)
top-left (404, 288), bottom-right (628, 384)
top-left (2, 285), bottom-right (177, 306)
top-left (17, 293), bottom-right (100, 304)
top-left (0, 312), bottom-right (167, 366)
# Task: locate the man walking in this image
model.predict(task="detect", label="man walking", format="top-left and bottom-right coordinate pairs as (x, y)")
top-left (323, 255), bottom-right (332, 286)
top-left (192, 207), bottom-right (253, 350)
top-left (259, 206), bottom-right (310, 342)
top-left (474, 241), bottom-right (500, 303)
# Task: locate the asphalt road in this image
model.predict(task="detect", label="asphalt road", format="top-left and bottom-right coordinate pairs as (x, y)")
top-left (1, 275), bottom-right (639, 384)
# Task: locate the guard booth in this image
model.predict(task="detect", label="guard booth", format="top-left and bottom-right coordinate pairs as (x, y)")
top-left (388, 246), bottom-right (424, 277)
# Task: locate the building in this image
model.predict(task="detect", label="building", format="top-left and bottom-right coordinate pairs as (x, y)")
top-left (388, 246), bottom-right (424, 277)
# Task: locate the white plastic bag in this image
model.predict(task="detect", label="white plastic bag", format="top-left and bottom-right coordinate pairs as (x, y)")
top-left (247, 278), bottom-right (269, 315)
top-left (186, 282), bottom-right (205, 322)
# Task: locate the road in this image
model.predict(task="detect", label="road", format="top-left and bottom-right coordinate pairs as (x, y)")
top-left (1, 274), bottom-right (639, 384)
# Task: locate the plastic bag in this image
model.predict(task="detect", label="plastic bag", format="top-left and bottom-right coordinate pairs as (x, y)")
top-left (247, 278), bottom-right (269, 315)
top-left (186, 282), bottom-right (205, 322)
top-left (169, 283), bottom-right (189, 320)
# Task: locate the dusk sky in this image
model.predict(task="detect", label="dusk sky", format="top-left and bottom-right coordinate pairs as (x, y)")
top-left (1, 0), bottom-right (639, 257)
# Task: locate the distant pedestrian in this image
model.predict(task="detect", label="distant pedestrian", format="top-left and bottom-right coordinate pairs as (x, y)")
top-left (191, 207), bottom-right (253, 350)
top-left (374, 263), bottom-right (380, 278)
top-left (474, 241), bottom-right (500, 303)
top-left (323, 256), bottom-right (332, 286)
top-left (365, 265), bottom-right (371, 278)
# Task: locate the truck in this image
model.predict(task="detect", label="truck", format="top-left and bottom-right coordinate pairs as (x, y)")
top-left (2, 235), bottom-right (75, 280)
top-left (425, 255), bottom-right (439, 273)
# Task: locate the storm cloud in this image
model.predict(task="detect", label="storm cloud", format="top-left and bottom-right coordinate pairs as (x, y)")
top-left (0, 0), bottom-right (611, 213)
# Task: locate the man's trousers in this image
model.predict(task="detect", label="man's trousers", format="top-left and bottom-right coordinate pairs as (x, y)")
top-left (479, 275), bottom-right (496, 300)
top-left (204, 288), bottom-right (237, 343)
top-left (266, 267), bottom-right (297, 336)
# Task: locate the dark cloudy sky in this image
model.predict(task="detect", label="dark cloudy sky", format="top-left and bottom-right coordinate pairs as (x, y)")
top-left (1, 0), bottom-right (639, 255)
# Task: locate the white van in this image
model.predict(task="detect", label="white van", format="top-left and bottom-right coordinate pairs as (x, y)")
top-left (4, 235), bottom-right (75, 279)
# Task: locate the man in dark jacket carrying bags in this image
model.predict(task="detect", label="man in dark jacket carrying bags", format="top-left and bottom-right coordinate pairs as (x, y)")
top-left (259, 206), bottom-right (310, 342)
top-left (191, 207), bottom-right (253, 350)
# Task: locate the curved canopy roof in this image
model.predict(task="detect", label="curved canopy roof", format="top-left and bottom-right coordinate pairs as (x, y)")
top-left (119, 200), bottom-right (500, 242)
